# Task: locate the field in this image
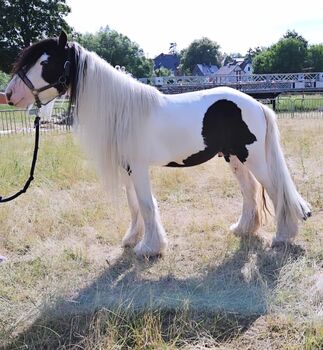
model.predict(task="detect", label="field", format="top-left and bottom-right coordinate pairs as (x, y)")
top-left (0, 118), bottom-right (322, 349)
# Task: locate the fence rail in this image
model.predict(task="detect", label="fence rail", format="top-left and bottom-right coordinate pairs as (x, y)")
top-left (141, 72), bottom-right (323, 96)
top-left (0, 107), bottom-right (72, 137)
top-left (0, 99), bottom-right (322, 137)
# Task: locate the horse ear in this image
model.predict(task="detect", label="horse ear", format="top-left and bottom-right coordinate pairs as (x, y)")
top-left (58, 31), bottom-right (68, 48)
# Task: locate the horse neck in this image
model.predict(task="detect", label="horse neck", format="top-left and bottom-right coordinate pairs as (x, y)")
top-left (74, 48), bottom-right (160, 124)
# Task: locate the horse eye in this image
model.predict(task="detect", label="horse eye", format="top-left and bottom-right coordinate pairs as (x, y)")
top-left (40, 60), bottom-right (48, 66)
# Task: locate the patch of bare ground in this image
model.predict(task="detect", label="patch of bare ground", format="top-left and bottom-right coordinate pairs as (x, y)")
top-left (0, 119), bottom-right (322, 349)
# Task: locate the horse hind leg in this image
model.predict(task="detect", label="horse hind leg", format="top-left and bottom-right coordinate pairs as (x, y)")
top-left (228, 156), bottom-right (264, 237)
top-left (246, 160), bottom-right (299, 244)
top-left (246, 105), bottom-right (311, 244)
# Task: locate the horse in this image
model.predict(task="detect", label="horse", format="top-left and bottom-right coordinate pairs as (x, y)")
top-left (5, 32), bottom-right (311, 257)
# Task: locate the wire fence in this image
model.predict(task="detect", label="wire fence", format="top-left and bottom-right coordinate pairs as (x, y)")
top-left (0, 98), bottom-right (322, 137)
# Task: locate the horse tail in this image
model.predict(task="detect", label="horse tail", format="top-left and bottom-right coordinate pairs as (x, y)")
top-left (261, 104), bottom-right (311, 227)
top-left (259, 184), bottom-right (272, 225)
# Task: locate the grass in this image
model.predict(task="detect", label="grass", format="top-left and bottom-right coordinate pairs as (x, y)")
top-left (0, 118), bottom-right (322, 349)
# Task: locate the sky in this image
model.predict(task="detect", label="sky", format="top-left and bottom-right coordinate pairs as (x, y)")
top-left (66, 0), bottom-right (323, 58)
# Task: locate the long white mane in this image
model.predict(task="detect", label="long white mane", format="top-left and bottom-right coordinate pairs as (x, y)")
top-left (73, 46), bottom-right (162, 197)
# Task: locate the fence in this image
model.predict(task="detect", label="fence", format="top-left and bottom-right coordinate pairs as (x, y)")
top-left (0, 98), bottom-right (322, 137)
top-left (0, 107), bottom-right (72, 137)
top-left (263, 97), bottom-right (323, 119)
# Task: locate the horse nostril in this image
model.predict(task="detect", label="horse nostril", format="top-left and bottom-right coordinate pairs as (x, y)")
top-left (6, 91), bottom-right (12, 101)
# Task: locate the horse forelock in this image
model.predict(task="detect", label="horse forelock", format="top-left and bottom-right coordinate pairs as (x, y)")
top-left (12, 38), bottom-right (60, 75)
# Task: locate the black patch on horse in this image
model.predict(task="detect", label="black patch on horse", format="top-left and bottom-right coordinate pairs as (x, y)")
top-left (166, 99), bottom-right (257, 167)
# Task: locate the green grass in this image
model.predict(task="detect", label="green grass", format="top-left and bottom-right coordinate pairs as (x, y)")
top-left (0, 119), bottom-right (322, 349)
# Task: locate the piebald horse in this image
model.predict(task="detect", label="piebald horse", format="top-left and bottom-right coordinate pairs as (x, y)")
top-left (5, 32), bottom-right (311, 257)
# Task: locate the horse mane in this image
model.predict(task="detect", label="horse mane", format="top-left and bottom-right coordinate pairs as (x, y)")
top-left (68, 44), bottom-right (163, 198)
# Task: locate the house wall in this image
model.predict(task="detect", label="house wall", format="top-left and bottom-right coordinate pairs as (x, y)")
top-left (243, 63), bottom-right (253, 74)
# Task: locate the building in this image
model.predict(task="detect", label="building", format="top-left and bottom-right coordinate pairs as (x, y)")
top-left (153, 53), bottom-right (180, 75)
top-left (213, 57), bottom-right (253, 81)
top-left (192, 64), bottom-right (219, 76)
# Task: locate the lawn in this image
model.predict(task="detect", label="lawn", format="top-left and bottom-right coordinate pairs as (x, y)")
top-left (0, 118), bottom-right (322, 349)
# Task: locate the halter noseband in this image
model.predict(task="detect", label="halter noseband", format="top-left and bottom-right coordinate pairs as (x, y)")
top-left (18, 60), bottom-right (71, 108)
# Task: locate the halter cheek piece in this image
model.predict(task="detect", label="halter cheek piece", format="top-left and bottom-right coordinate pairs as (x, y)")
top-left (18, 60), bottom-right (71, 108)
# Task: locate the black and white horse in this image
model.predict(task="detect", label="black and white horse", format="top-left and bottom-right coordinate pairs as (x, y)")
top-left (5, 32), bottom-right (311, 257)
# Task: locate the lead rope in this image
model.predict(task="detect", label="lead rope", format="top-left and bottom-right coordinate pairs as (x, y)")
top-left (0, 112), bottom-right (40, 203)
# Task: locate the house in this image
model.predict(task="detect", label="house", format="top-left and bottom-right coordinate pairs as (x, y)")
top-left (213, 57), bottom-right (253, 82)
top-left (153, 53), bottom-right (180, 75)
top-left (192, 63), bottom-right (218, 76)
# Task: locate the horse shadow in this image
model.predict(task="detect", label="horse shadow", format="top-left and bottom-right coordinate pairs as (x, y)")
top-left (1, 238), bottom-right (305, 349)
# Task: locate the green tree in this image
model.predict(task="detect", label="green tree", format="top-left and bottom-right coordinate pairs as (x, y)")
top-left (283, 30), bottom-right (308, 47)
top-left (253, 31), bottom-right (308, 73)
top-left (79, 27), bottom-right (153, 78)
top-left (252, 50), bottom-right (275, 73)
top-left (246, 47), bottom-right (263, 60)
top-left (0, 71), bottom-right (10, 88)
top-left (181, 37), bottom-right (221, 74)
top-left (306, 44), bottom-right (323, 72)
top-left (154, 67), bottom-right (172, 77)
top-left (0, 0), bottom-right (72, 73)
top-left (271, 37), bottom-right (307, 72)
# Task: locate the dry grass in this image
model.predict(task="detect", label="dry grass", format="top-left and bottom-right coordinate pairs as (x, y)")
top-left (0, 118), bottom-right (322, 349)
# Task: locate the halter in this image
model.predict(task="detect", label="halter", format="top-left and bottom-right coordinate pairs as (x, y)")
top-left (17, 60), bottom-right (71, 108)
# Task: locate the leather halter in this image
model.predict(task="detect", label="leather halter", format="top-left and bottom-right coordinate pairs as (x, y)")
top-left (18, 60), bottom-right (71, 108)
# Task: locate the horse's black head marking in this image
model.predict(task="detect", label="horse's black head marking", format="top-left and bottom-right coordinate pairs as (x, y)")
top-left (13, 32), bottom-right (71, 94)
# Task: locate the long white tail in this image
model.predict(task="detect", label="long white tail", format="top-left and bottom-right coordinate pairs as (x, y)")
top-left (262, 105), bottom-right (311, 240)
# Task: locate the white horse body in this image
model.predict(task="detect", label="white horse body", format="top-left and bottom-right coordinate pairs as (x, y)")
top-left (146, 88), bottom-right (265, 167)
top-left (5, 33), bottom-right (311, 257)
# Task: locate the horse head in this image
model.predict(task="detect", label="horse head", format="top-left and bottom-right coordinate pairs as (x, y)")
top-left (5, 32), bottom-right (72, 108)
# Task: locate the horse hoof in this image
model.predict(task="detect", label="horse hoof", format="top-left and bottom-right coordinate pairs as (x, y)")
top-left (134, 240), bottom-right (167, 258)
top-left (0, 255), bottom-right (7, 263)
top-left (271, 236), bottom-right (294, 248)
top-left (230, 222), bottom-right (239, 233)
top-left (122, 236), bottom-right (139, 248)
top-left (230, 222), bottom-right (246, 236)
top-left (122, 228), bottom-right (143, 248)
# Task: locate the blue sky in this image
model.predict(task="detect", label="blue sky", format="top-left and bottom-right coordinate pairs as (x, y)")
top-left (66, 0), bottom-right (323, 57)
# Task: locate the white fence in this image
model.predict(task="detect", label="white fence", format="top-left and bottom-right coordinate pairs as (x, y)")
top-left (140, 72), bottom-right (323, 94)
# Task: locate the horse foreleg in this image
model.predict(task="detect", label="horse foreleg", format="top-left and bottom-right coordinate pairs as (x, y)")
top-left (130, 167), bottom-right (168, 257)
top-left (122, 176), bottom-right (144, 248)
top-left (229, 156), bottom-right (262, 236)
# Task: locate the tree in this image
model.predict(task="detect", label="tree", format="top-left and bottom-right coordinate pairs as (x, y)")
top-left (181, 37), bottom-right (221, 74)
top-left (0, 71), bottom-right (10, 88)
top-left (246, 47), bottom-right (263, 60)
top-left (283, 30), bottom-right (308, 47)
top-left (252, 50), bottom-right (274, 73)
top-left (306, 44), bottom-right (323, 72)
top-left (253, 31), bottom-right (308, 73)
top-left (0, 0), bottom-right (72, 73)
top-left (79, 27), bottom-right (153, 78)
top-left (271, 37), bottom-right (307, 73)
top-left (154, 67), bottom-right (172, 77)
